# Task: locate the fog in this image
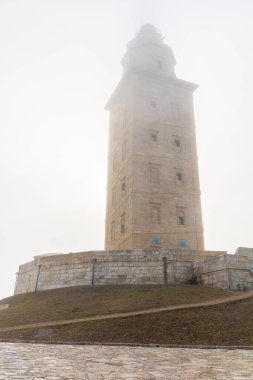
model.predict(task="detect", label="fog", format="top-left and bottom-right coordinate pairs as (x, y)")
top-left (0, 0), bottom-right (253, 299)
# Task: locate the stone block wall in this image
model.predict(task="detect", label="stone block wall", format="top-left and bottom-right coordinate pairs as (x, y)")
top-left (195, 250), bottom-right (253, 291)
top-left (14, 248), bottom-right (253, 295)
top-left (15, 249), bottom-right (201, 295)
top-left (14, 259), bottom-right (39, 295)
top-left (105, 26), bottom-right (205, 252)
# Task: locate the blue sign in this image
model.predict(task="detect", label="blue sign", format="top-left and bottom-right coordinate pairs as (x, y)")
top-left (179, 239), bottom-right (187, 248)
top-left (151, 236), bottom-right (161, 245)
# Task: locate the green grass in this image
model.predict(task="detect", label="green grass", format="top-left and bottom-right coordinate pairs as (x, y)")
top-left (0, 284), bottom-right (235, 328)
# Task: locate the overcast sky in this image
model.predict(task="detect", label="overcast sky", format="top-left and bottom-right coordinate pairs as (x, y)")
top-left (0, 0), bottom-right (253, 299)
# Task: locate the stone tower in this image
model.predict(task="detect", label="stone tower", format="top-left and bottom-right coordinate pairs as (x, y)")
top-left (105, 24), bottom-right (204, 251)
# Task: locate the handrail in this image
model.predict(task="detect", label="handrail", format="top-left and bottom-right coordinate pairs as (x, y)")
top-left (196, 267), bottom-right (253, 277)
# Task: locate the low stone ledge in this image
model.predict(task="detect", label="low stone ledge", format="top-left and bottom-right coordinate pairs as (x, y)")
top-left (0, 338), bottom-right (252, 350)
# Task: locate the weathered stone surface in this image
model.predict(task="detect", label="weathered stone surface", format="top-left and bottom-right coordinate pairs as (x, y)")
top-left (15, 249), bottom-right (201, 294)
top-left (195, 252), bottom-right (253, 291)
top-left (0, 342), bottom-right (253, 379)
top-left (14, 248), bottom-right (253, 295)
top-left (235, 247), bottom-right (253, 257)
top-left (105, 24), bottom-right (204, 251)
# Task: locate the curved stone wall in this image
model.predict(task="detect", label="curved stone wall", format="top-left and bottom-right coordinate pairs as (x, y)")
top-left (14, 248), bottom-right (253, 295)
top-left (15, 249), bottom-right (203, 295)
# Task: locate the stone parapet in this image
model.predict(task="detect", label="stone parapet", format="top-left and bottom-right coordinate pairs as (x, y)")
top-left (14, 248), bottom-right (253, 295)
top-left (235, 247), bottom-right (253, 257)
top-left (15, 249), bottom-right (196, 294)
top-left (194, 253), bottom-right (253, 291)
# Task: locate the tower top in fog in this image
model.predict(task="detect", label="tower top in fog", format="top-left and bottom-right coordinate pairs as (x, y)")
top-left (122, 24), bottom-right (176, 78)
top-left (128, 24), bottom-right (164, 46)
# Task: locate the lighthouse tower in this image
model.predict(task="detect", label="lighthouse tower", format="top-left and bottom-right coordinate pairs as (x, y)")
top-left (105, 24), bottom-right (204, 251)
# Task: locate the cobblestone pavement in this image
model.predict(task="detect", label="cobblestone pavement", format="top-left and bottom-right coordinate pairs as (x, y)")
top-left (0, 342), bottom-right (252, 379)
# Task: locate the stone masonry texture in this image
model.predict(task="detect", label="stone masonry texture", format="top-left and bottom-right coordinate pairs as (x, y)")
top-left (14, 248), bottom-right (253, 295)
top-left (105, 24), bottom-right (204, 251)
top-left (0, 342), bottom-right (253, 379)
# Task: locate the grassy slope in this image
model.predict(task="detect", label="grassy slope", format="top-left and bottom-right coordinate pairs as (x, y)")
top-left (0, 284), bottom-right (235, 328)
top-left (1, 296), bottom-right (253, 346)
top-left (1, 284), bottom-right (251, 346)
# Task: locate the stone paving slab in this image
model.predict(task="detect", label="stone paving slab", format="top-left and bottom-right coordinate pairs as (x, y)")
top-left (0, 342), bottom-right (253, 379)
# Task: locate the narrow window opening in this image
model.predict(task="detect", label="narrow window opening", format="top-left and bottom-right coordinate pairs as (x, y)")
top-left (177, 208), bottom-right (185, 226)
top-left (171, 103), bottom-right (180, 120)
top-left (173, 136), bottom-right (181, 152)
top-left (178, 216), bottom-right (185, 225)
top-left (175, 139), bottom-right (181, 148)
top-left (122, 109), bottom-right (127, 128)
top-left (121, 178), bottom-right (126, 196)
top-left (112, 187), bottom-right (116, 205)
top-left (151, 133), bottom-right (157, 142)
top-left (122, 140), bottom-right (127, 161)
top-left (150, 130), bottom-right (158, 143)
top-left (150, 101), bottom-right (157, 109)
top-left (158, 60), bottom-right (163, 70)
top-left (151, 204), bottom-right (161, 224)
top-left (176, 172), bottom-right (183, 182)
top-left (121, 214), bottom-right (126, 234)
top-left (150, 165), bottom-right (159, 182)
top-left (110, 222), bottom-right (115, 241)
top-left (113, 154), bottom-right (117, 171)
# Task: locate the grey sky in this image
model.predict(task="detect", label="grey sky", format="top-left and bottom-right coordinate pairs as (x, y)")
top-left (0, 0), bottom-right (253, 299)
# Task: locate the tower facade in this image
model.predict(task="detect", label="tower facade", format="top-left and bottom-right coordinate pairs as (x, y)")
top-left (105, 25), bottom-right (204, 251)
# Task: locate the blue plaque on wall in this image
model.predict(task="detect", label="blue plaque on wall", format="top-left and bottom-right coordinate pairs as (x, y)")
top-left (179, 239), bottom-right (187, 248)
top-left (151, 236), bottom-right (161, 245)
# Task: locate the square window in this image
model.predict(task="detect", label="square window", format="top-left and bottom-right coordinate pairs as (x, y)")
top-left (179, 239), bottom-right (187, 248)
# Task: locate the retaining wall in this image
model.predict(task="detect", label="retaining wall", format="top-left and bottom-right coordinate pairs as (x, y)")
top-left (195, 248), bottom-right (253, 291)
top-left (14, 249), bottom-right (203, 294)
top-left (14, 248), bottom-right (253, 295)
